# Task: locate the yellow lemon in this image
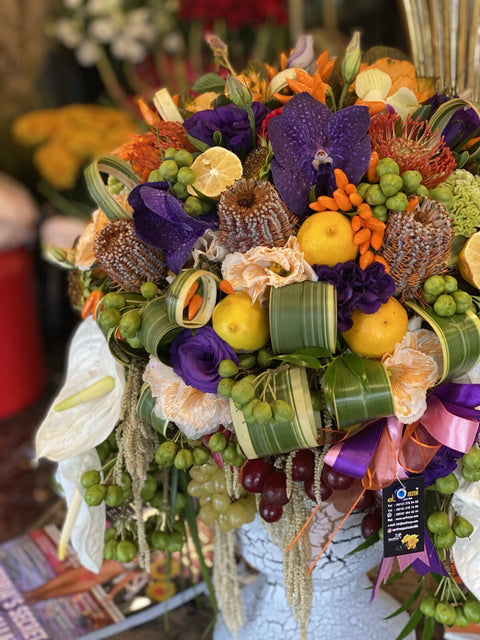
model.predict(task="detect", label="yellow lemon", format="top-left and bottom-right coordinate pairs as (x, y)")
top-left (341, 297), bottom-right (408, 359)
top-left (458, 231), bottom-right (480, 289)
top-left (296, 211), bottom-right (358, 266)
top-left (212, 291), bottom-right (269, 352)
top-left (187, 146), bottom-right (243, 200)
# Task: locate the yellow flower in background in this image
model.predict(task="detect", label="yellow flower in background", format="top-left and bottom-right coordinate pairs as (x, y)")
top-left (12, 104), bottom-right (140, 190)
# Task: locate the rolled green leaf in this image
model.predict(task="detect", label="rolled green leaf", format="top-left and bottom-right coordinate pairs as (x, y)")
top-left (136, 296), bottom-right (183, 363)
top-left (323, 354), bottom-right (394, 430)
top-left (231, 366), bottom-right (320, 459)
top-left (84, 154), bottom-right (139, 221)
top-left (137, 383), bottom-right (173, 437)
top-left (407, 301), bottom-right (480, 383)
top-left (269, 281), bottom-right (337, 355)
top-left (165, 268), bottom-right (219, 328)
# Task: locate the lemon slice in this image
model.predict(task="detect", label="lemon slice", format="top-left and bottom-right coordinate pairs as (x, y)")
top-left (187, 146), bottom-right (243, 200)
top-left (458, 231), bottom-right (480, 289)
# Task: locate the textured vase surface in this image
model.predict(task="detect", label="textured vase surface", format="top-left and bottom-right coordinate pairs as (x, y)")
top-left (214, 491), bottom-right (415, 640)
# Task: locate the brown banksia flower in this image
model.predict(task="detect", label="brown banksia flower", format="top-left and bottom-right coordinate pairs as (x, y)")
top-left (94, 219), bottom-right (167, 291)
top-left (217, 178), bottom-right (297, 253)
top-left (67, 269), bottom-right (85, 311)
top-left (378, 197), bottom-right (454, 301)
top-left (243, 147), bottom-right (269, 180)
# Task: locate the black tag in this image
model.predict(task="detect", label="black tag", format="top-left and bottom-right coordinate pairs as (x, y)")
top-left (382, 476), bottom-right (425, 558)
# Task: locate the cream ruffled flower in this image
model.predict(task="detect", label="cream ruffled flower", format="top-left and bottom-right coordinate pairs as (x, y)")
top-left (143, 357), bottom-right (232, 439)
top-left (382, 328), bottom-right (440, 423)
top-left (192, 229), bottom-right (229, 267)
top-left (221, 236), bottom-right (317, 306)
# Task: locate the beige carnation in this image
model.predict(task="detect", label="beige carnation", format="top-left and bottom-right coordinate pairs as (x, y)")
top-left (143, 357), bottom-right (232, 438)
top-left (221, 236), bottom-right (317, 306)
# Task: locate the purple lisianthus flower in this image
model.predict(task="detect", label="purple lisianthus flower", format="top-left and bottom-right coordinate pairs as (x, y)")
top-left (314, 260), bottom-right (395, 331)
top-left (286, 34), bottom-right (315, 72)
top-left (427, 94), bottom-right (480, 148)
top-left (170, 326), bottom-right (238, 394)
top-left (268, 93), bottom-right (371, 215)
top-left (413, 445), bottom-right (462, 487)
top-left (184, 102), bottom-right (270, 156)
top-left (129, 182), bottom-right (217, 274)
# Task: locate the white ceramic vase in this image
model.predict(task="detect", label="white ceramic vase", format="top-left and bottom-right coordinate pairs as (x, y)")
top-left (214, 491), bottom-right (415, 640)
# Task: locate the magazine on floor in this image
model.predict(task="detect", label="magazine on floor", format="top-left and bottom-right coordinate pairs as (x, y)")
top-left (0, 523), bottom-right (212, 640)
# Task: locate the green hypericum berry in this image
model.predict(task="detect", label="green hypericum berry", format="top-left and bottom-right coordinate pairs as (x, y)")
top-left (218, 358), bottom-right (239, 377)
top-left (463, 598), bottom-right (480, 623)
top-left (356, 182), bottom-right (370, 199)
top-left (96, 440), bottom-right (111, 463)
top-left (99, 307), bottom-right (121, 330)
top-left (433, 293), bottom-right (456, 317)
top-left (452, 515), bottom-right (474, 538)
top-left (209, 431), bottom-right (228, 452)
top-left (127, 336), bottom-right (143, 349)
top-left (105, 484), bottom-right (124, 507)
top-left (419, 594), bottom-right (439, 617)
top-left (427, 510), bottom-right (450, 534)
top-left (174, 149), bottom-right (194, 167)
top-left (372, 204), bottom-right (387, 222)
top-left (376, 157), bottom-right (400, 177)
top-left (174, 492), bottom-right (188, 513)
top-left (183, 196), bottom-right (204, 217)
top-left (103, 292), bottom-right (125, 309)
top-left (462, 446), bottom-right (480, 469)
top-left (174, 448), bottom-right (194, 470)
top-left (171, 182), bottom-right (189, 200)
top-left (222, 442), bottom-right (238, 464)
top-left (434, 471), bottom-right (459, 495)
top-left (379, 173), bottom-right (403, 197)
top-left (150, 530), bottom-right (168, 551)
top-left (416, 184), bottom-right (429, 197)
top-left (443, 274), bottom-right (458, 293)
top-left (154, 440), bottom-right (178, 467)
top-left (147, 168), bottom-right (163, 182)
top-left (140, 281), bottom-right (158, 299)
top-left (257, 348), bottom-right (273, 368)
top-left (434, 601), bottom-right (456, 626)
top-left (177, 166), bottom-right (196, 185)
top-left (166, 531), bottom-right (184, 553)
top-left (103, 539), bottom-right (118, 560)
top-left (140, 474), bottom-right (157, 501)
top-left (252, 401), bottom-right (272, 425)
top-left (217, 378), bottom-right (236, 397)
top-left (231, 380), bottom-right (256, 406)
top-left (365, 184), bottom-right (387, 206)
top-left (271, 399), bottom-right (295, 423)
top-left (107, 175), bottom-right (125, 195)
top-left (81, 469), bottom-right (101, 489)
top-left (385, 191), bottom-right (408, 211)
top-left (462, 466), bottom-right (480, 482)
top-left (423, 274), bottom-right (445, 298)
top-left (159, 159), bottom-right (178, 181)
top-left (192, 446), bottom-right (210, 466)
top-left (434, 527), bottom-right (456, 549)
top-left (401, 170), bottom-right (422, 194)
top-left (453, 290), bottom-right (472, 313)
top-left (164, 147), bottom-right (177, 159)
top-left (237, 353), bottom-right (257, 369)
top-left (242, 398), bottom-right (260, 422)
top-left (454, 605), bottom-right (470, 628)
top-left (116, 540), bottom-right (138, 563)
top-left (429, 184), bottom-right (453, 209)
top-left (119, 310), bottom-right (141, 338)
top-left (85, 484), bottom-right (107, 506)
top-left (104, 527), bottom-right (117, 542)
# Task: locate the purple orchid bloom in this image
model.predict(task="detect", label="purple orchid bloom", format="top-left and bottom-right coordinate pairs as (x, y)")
top-left (170, 326), bottom-right (238, 394)
top-left (184, 102), bottom-right (270, 157)
top-left (268, 93), bottom-right (371, 216)
top-left (129, 182), bottom-right (217, 274)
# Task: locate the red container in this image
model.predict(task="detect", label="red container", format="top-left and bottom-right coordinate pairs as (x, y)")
top-left (0, 247), bottom-right (46, 420)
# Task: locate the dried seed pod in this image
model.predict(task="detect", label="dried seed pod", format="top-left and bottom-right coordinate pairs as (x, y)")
top-left (218, 178), bottom-right (298, 253)
top-left (94, 219), bottom-right (167, 292)
top-left (378, 197), bottom-right (454, 301)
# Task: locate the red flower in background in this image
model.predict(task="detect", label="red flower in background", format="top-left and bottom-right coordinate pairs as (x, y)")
top-left (179, 0), bottom-right (288, 28)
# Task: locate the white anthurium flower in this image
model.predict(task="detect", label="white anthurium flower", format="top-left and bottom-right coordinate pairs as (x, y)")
top-left (451, 474), bottom-right (480, 599)
top-left (56, 448), bottom-right (105, 573)
top-left (35, 316), bottom-right (125, 462)
top-left (355, 68), bottom-right (420, 119)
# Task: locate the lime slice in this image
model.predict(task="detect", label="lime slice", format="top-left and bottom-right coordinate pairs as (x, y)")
top-left (458, 231), bottom-right (480, 289)
top-left (187, 146), bottom-right (243, 200)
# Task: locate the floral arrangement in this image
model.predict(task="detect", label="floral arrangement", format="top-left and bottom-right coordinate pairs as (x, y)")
top-left (35, 32), bottom-right (480, 639)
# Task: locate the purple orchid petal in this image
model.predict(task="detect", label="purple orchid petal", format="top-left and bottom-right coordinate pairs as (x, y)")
top-left (326, 105), bottom-right (372, 183)
top-left (129, 183), bottom-right (215, 274)
top-left (270, 158), bottom-right (315, 215)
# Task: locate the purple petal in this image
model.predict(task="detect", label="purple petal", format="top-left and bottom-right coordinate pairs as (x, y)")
top-left (327, 106), bottom-right (371, 183)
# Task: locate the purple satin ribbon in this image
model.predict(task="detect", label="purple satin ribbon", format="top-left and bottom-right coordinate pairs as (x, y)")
top-left (372, 533), bottom-right (447, 601)
top-left (324, 419), bottom-right (385, 479)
